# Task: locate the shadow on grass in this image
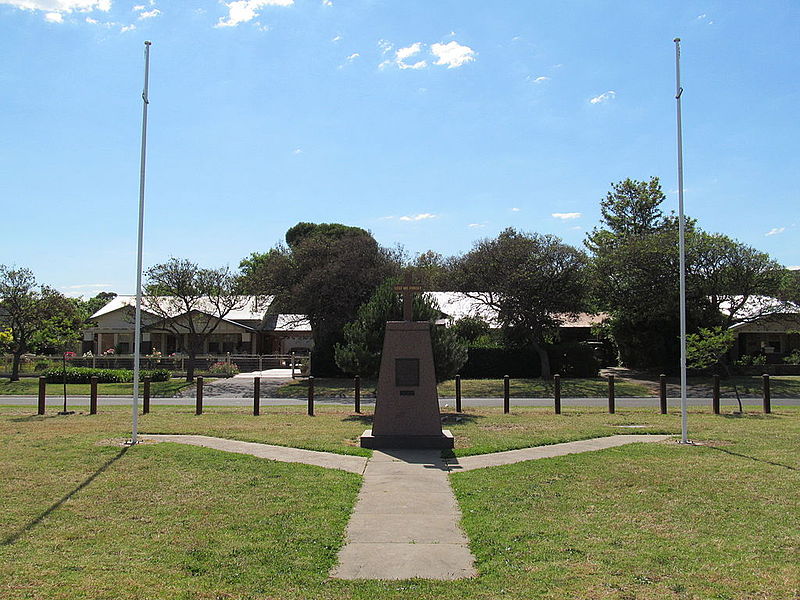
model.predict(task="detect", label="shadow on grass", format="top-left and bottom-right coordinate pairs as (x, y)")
top-left (342, 414), bottom-right (374, 425)
top-left (10, 414), bottom-right (63, 423)
top-left (705, 445), bottom-right (797, 472)
top-left (440, 412), bottom-right (484, 425)
top-left (1, 446), bottom-right (130, 546)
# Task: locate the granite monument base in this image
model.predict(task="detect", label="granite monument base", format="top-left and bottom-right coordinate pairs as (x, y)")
top-left (359, 429), bottom-right (454, 449)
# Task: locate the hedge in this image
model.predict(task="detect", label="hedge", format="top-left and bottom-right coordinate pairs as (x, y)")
top-left (459, 343), bottom-right (599, 379)
top-left (44, 367), bottom-right (171, 384)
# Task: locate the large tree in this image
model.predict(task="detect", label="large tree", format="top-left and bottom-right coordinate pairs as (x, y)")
top-left (586, 177), bottom-right (788, 370)
top-left (455, 228), bottom-right (588, 378)
top-left (240, 222), bottom-right (399, 375)
top-left (0, 266), bottom-right (83, 381)
top-left (334, 280), bottom-right (468, 381)
top-left (585, 177), bottom-right (688, 369)
top-left (144, 258), bottom-right (246, 382)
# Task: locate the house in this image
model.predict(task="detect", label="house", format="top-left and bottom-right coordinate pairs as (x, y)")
top-left (82, 296), bottom-right (312, 356)
top-left (82, 292), bottom-right (605, 357)
top-left (722, 296), bottom-right (800, 363)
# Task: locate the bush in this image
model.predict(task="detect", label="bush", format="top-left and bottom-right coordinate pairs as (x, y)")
top-left (783, 350), bottom-right (800, 365)
top-left (207, 361), bottom-right (240, 377)
top-left (44, 367), bottom-right (171, 383)
top-left (550, 342), bottom-right (600, 377)
top-left (460, 347), bottom-right (541, 379)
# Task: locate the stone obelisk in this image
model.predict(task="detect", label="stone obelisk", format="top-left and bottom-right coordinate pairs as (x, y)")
top-left (360, 273), bottom-right (454, 449)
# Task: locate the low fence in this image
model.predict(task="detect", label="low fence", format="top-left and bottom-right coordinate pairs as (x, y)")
top-left (31, 372), bottom-right (776, 417)
top-left (1, 353), bottom-right (310, 377)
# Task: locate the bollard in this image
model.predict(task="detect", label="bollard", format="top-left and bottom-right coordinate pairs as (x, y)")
top-left (659, 374), bottom-right (667, 414)
top-left (195, 377), bottom-right (203, 415)
top-left (354, 375), bottom-right (361, 413)
top-left (712, 374), bottom-right (720, 415)
top-left (253, 377), bottom-right (260, 416)
top-left (503, 375), bottom-right (510, 414)
top-left (762, 374), bottom-right (771, 414)
top-left (554, 373), bottom-right (561, 414)
top-left (455, 374), bottom-right (462, 413)
top-left (38, 376), bottom-right (46, 415)
top-left (90, 376), bottom-right (98, 415)
top-left (143, 377), bottom-right (151, 414)
top-left (308, 376), bottom-right (315, 416)
top-left (608, 375), bottom-right (615, 414)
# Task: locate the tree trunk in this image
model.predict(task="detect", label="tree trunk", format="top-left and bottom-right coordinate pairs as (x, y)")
top-left (531, 340), bottom-right (551, 379)
top-left (185, 352), bottom-right (196, 383)
top-left (10, 351), bottom-right (22, 382)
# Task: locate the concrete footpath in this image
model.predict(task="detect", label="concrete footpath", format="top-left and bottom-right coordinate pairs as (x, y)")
top-left (144, 433), bottom-right (672, 580)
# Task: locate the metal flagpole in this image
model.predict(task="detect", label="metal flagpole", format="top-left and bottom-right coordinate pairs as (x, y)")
top-left (131, 40), bottom-right (152, 445)
top-left (674, 38), bottom-right (689, 444)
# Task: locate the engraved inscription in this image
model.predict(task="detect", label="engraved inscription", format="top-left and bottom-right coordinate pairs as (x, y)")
top-left (395, 358), bottom-right (420, 387)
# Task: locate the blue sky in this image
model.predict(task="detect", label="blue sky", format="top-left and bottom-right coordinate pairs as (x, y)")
top-left (2, 1), bottom-right (798, 297)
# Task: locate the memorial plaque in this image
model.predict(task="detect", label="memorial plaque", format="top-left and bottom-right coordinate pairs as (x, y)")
top-left (395, 358), bottom-right (420, 387)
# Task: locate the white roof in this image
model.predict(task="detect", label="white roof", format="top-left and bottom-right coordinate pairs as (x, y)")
top-left (91, 295), bottom-right (272, 321)
top-left (721, 296), bottom-right (800, 324)
top-left (427, 292), bottom-right (606, 328)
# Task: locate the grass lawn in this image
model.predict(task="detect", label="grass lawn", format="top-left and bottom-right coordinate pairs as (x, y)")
top-left (275, 377), bottom-right (653, 398)
top-left (0, 377), bottom-right (197, 397)
top-left (0, 405), bottom-right (797, 599)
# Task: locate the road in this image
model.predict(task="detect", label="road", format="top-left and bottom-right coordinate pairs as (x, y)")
top-left (2, 396), bottom-right (796, 408)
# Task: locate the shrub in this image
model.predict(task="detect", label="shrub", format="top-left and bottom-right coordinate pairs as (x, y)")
top-left (44, 367), bottom-right (171, 383)
top-left (207, 361), bottom-right (240, 377)
top-left (783, 350), bottom-right (800, 365)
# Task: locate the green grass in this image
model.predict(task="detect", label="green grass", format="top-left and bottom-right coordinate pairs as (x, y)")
top-left (0, 405), bottom-right (797, 599)
top-left (275, 377), bottom-right (653, 398)
top-left (0, 377), bottom-right (196, 397)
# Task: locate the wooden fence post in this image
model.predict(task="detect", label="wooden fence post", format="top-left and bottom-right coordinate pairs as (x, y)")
top-left (307, 376), bottom-right (315, 416)
top-left (554, 373), bottom-right (561, 414)
top-left (455, 374), bottom-right (462, 413)
top-left (608, 375), bottom-right (615, 414)
top-left (354, 376), bottom-right (361, 413)
top-left (503, 375), bottom-right (510, 414)
top-left (195, 377), bottom-right (203, 415)
top-left (659, 374), bottom-right (667, 414)
top-left (762, 374), bottom-right (771, 414)
top-left (253, 377), bottom-right (260, 416)
top-left (712, 374), bottom-right (720, 415)
top-left (90, 376), bottom-right (98, 415)
top-left (143, 377), bottom-right (151, 414)
top-left (38, 376), bottom-right (46, 415)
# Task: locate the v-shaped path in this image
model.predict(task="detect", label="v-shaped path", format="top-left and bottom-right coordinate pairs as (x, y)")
top-left (144, 434), bottom-right (671, 580)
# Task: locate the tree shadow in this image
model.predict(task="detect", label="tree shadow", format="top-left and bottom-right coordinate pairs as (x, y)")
top-left (705, 445), bottom-right (797, 472)
top-left (1, 446), bottom-right (130, 546)
top-left (10, 414), bottom-right (64, 423)
top-left (440, 412), bottom-right (484, 425)
top-left (342, 414), bottom-right (374, 425)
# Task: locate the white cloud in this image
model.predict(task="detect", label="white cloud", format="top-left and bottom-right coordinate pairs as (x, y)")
top-left (589, 90), bottom-right (616, 104)
top-left (378, 39), bottom-right (393, 54)
top-left (120, 23), bottom-right (136, 32)
top-left (44, 11), bottom-right (62, 21)
top-left (400, 59), bottom-right (427, 70)
top-left (215, 0), bottom-right (293, 28)
top-left (84, 15), bottom-right (95, 22)
top-left (346, 52), bottom-right (359, 60)
top-left (552, 212), bottom-right (581, 220)
top-left (396, 42), bottom-right (422, 61)
top-left (321, 0), bottom-right (332, 5)
top-left (138, 8), bottom-right (160, 19)
top-left (532, 76), bottom-right (550, 83)
top-left (292, 148), bottom-right (303, 155)
top-left (331, 34), bottom-right (342, 42)
top-left (766, 227), bottom-right (785, 236)
top-left (468, 223), bottom-right (486, 228)
top-left (2, 0), bottom-right (110, 11)
top-left (511, 207), bottom-right (521, 212)
top-left (697, 13), bottom-right (707, 19)
top-left (430, 41), bottom-right (475, 68)
top-left (399, 213), bottom-right (438, 222)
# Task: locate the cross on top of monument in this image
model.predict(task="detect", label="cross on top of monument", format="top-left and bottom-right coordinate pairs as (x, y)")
top-left (393, 272), bottom-right (423, 321)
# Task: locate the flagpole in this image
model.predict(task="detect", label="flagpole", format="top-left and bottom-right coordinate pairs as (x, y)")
top-left (674, 37), bottom-right (689, 444)
top-left (131, 40), bottom-right (152, 445)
